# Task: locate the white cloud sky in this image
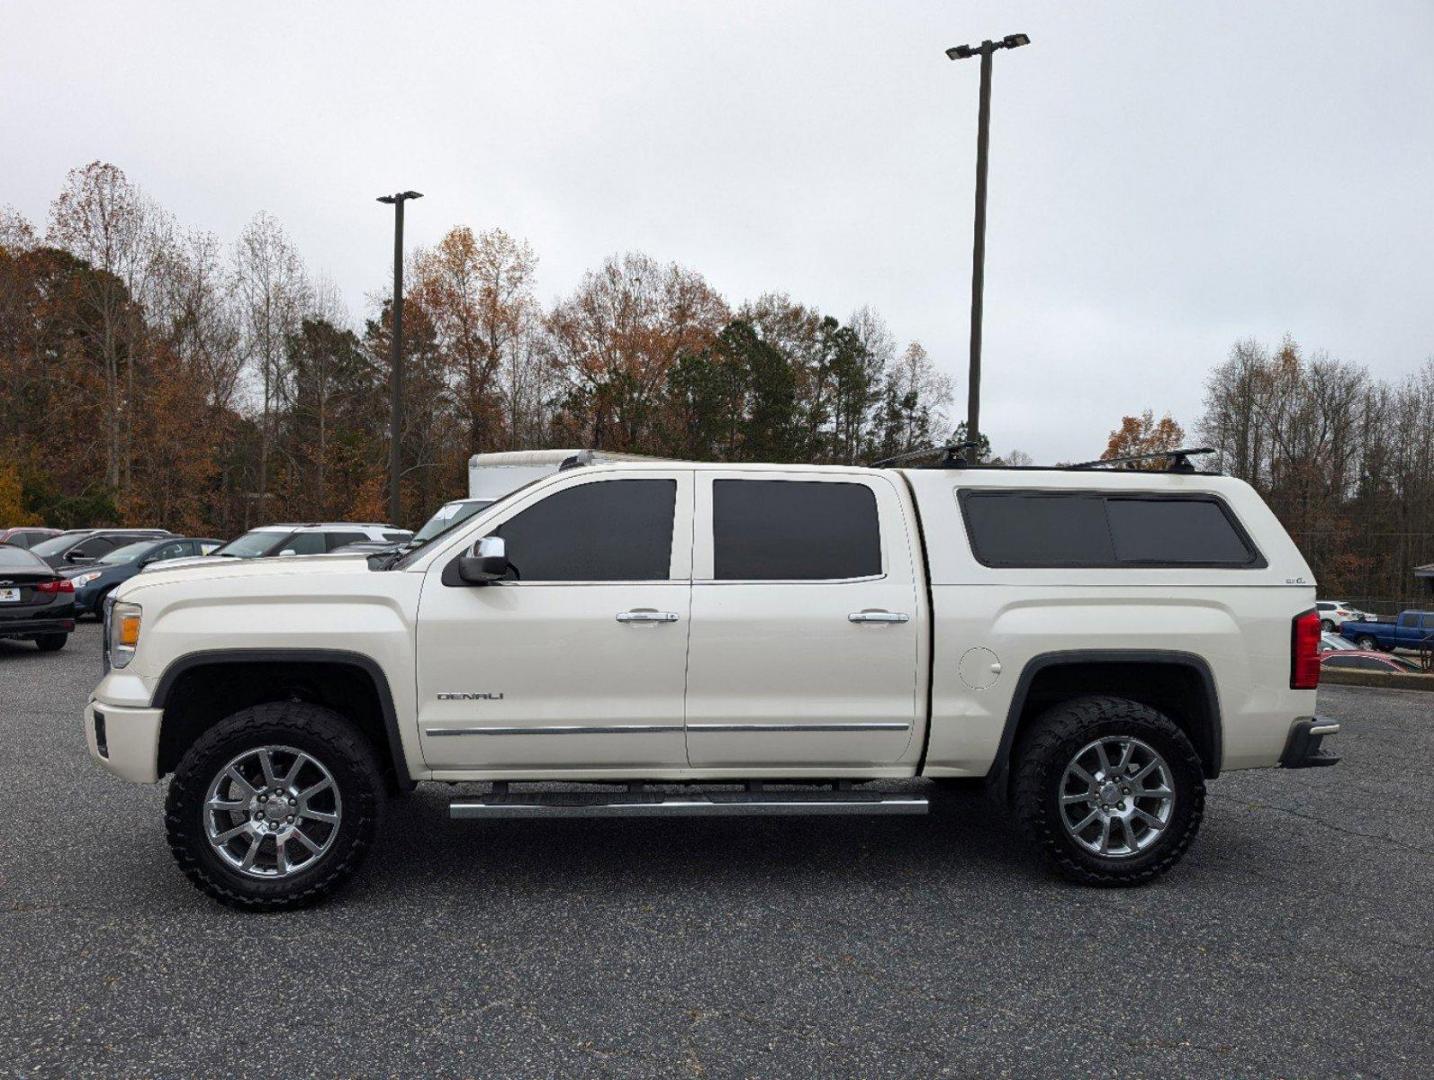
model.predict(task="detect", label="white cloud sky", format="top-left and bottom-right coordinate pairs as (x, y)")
top-left (4, 0), bottom-right (1431, 461)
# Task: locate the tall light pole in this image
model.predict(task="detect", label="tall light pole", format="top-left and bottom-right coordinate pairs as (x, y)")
top-left (946, 33), bottom-right (1029, 463)
top-left (376, 189), bottom-right (423, 523)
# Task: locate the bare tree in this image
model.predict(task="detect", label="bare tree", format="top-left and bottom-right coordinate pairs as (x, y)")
top-left (232, 212), bottom-right (311, 517)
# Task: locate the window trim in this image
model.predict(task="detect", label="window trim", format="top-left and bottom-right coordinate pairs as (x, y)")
top-left (957, 489), bottom-right (1268, 570)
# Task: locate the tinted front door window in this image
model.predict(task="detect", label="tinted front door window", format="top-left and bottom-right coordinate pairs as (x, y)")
top-left (494, 479), bottom-right (676, 581)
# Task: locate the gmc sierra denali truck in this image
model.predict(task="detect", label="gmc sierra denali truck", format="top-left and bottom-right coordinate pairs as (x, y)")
top-left (85, 458), bottom-right (1339, 909)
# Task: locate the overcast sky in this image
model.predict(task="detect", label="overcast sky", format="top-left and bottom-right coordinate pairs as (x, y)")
top-left (4, 1), bottom-right (1432, 461)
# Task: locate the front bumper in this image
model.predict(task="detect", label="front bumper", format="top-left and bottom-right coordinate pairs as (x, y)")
top-left (0, 615), bottom-right (76, 637)
top-left (85, 699), bottom-right (164, 783)
top-left (1279, 716), bottom-right (1341, 769)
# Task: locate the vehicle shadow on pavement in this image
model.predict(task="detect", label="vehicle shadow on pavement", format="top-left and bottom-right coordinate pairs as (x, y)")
top-left (335, 780), bottom-right (1050, 907)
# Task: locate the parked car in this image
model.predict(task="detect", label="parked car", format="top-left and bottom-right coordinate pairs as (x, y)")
top-left (1340, 610), bottom-right (1434, 652)
top-left (85, 457), bottom-right (1338, 910)
top-left (158, 523), bottom-right (411, 570)
top-left (0, 544), bottom-right (76, 651)
top-left (0, 526), bottom-right (62, 549)
top-left (329, 499), bottom-right (494, 556)
top-left (28, 528), bottom-right (172, 570)
top-left (64, 536), bottom-right (222, 617)
top-left (1315, 600), bottom-right (1373, 632)
top-left (1319, 631), bottom-right (1357, 652)
top-left (1320, 651), bottom-right (1423, 674)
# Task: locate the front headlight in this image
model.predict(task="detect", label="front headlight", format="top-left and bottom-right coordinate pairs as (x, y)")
top-left (108, 601), bottom-right (142, 669)
top-left (71, 571), bottom-right (102, 588)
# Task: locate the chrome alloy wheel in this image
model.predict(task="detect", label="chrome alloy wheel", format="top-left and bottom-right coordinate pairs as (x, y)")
top-left (202, 746), bottom-right (342, 878)
top-left (1058, 736), bottom-right (1175, 858)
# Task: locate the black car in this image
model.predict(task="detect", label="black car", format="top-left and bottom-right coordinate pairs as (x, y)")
top-left (27, 528), bottom-right (172, 570)
top-left (0, 544), bottom-right (76, 652)
top-left (63, 536), bottom-right (223, 617)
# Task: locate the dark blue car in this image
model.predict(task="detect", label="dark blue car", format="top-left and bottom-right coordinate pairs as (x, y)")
top-left (61, 536), bottom-right (222, 617)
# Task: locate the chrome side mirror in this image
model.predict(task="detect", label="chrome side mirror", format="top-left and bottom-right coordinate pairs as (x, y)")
top-left (457, 535), bottom-right (509, 585)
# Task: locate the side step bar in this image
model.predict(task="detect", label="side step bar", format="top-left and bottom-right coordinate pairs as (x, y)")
top-left (450, 787), bottom-right (929, 820)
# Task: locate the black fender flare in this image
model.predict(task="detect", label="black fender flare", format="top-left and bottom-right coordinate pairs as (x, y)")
top-left (987, 649), bottom-right (1223, 798)
top-left (151, 648), bottom-right (415, 785)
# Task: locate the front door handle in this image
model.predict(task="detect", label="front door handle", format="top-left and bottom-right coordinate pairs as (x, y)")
top-left (848, 611), bottom-right (910, 624)
top-left (616, 610), bottom-right (680, 624)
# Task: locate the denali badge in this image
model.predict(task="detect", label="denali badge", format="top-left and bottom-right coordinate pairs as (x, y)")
top-left (437, 692), bottom-right (505, 701)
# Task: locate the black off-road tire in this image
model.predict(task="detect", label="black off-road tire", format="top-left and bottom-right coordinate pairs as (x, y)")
top-left (34, 633), bottom-right (67, 652)
top-left (1012, 695), bottom-right (1205, 887)
top-left (165, 702), bottom-right (383, 911)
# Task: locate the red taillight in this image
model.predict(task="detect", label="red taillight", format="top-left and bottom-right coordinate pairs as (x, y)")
top-left (36, 579), bottom-right (75, 594)
top-left (1292, 608), bottom-right (1321, 689)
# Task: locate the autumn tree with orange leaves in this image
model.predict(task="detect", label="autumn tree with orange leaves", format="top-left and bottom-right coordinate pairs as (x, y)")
top-left (1101, 409), bottom-right (1188, 467)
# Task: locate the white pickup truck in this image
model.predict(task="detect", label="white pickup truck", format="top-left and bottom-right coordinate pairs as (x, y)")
top-left (86, 457), bottom-right (1339, 909)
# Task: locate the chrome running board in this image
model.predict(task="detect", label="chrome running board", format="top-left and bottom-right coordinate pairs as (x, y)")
top-left (449, 786), bottom-right (928, 820)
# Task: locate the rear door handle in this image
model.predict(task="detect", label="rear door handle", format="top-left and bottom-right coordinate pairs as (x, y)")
top-left (848, 611), bottom-right (910, 624)
top-left (616, 610), bottom-right (680, 624)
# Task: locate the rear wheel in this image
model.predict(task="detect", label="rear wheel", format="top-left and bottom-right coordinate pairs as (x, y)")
top-left (1355, 634), bottom-right (1378, 651)
top-left (165, 702), bottom-right (382, 910)
top-left (1013, 695), bottom-right (1204, 886)
top-left (34, 633), bottom-right (67, 652)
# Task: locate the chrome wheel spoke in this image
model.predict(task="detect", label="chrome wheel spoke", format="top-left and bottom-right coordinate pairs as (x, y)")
top-left (1061, 792), bottom-right (1092, 805)
top-left (1119, 816), bottom-right (1137, 852)
top-left (299, 807), bottom-right (338, 824)
top-left (240, 834), bottom-right (261, 871)
top-left (291, 828), bottom-right (322, 854)
top-left (207, 797), bottom-right (246, 813)
top-left (299, 778), bottom-right (333, 801)
top-left (281, 753), bottom-right (306, 787)
top-left (213, 822), bottom-right (253, 844)
top-left (1133, 808), bottom-right (1167, 830)
top-left (225, 767), bottom-right (258, 798)
top-left (1097, 818), bottom-right (1112, 854)
top-left (258, 749), bottom-right (281, 789)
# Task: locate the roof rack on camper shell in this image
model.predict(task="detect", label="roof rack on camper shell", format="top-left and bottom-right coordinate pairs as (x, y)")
top-left (871, 445), bottom-right (1219, 475)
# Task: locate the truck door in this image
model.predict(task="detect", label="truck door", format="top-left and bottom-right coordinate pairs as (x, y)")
top-left (416, 470), bottom-right (694, 771)
top-left (684, 471), bottom-right (922, 768)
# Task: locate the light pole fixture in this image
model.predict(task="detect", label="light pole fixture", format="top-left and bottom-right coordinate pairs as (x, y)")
top-left (376, 190), bottom-right (423, 524)
top-left (946, 33), bottom-right (1029, 463)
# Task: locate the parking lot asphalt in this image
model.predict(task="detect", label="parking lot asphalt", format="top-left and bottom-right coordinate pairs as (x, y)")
top-left (1, 624), bottom-right (1430, 1079)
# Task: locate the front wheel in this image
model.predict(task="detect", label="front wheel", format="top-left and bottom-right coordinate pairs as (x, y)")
top-left (1012, 695), bottom-right (1205, 886)
top-left (165, 702), bottom-right (382, 910)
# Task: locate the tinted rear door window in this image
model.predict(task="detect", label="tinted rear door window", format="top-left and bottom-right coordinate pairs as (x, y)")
top-left (713, 479), bottom-right (881, 580)
top-left (493, 479), bottom-right (676, 582)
